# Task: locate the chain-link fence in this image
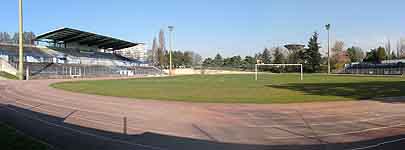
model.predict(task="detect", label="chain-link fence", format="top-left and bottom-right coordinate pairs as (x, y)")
top-left (343, 63), bottom-right (405, 75)
top-left (22, 63), bottom-right (163, 79)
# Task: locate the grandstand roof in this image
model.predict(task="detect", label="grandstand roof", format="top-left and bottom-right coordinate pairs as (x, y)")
top-left (35, 28), bottom-right (141, 50)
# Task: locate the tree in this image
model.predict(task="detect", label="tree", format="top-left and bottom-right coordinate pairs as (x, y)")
top-left (158, 29), bottom-right (166, 51)
top-left (213, 53), bottom-right (224, 66)
top-left (385, 40), bottom-right (392, 59)
top-left (376, 46), bottom-right (387, 62)
top-left (391, 51), bottom-right (397, 59)
top-left (157, 29), bottom-right (166, 67)
top-left (303, 32), bottom-right (322, 73)
top-left (151, 37), bottom-right (158, 65)
top-left (12, 33), bottom-right (19, 44)
top-left (347, 46), bottom-right (365, 62)
top-left (24, 32), bottom-right (36, 45)
top-left (0, 32), bottom-right (11, 43)
top-left (244, 56), bottom-right (256, 65)
top-left (191, 52), bottom-right (203, 66)
top-left (330, 41), bottom-right (350, 71)
top-left (183, 51), bottom-right (194, 67)
top-left (272, 47), bottom-right (286, 64)
top-left (225, 55), bottom-right (242, 67)
top-left (364, 49), bottom-right (378, 63)
top-left (203, 58), bottom-right (213, 66)
top-left (331, 41), bottom-right (345, 53)
top-left (7, 32), bottom-right (36, 45)
top-left (398, 38), bottom-right (405, 58)
top-left (261, 48), bottom-right (272, 64)
top-left (363, 47), bottom-right (386, 64)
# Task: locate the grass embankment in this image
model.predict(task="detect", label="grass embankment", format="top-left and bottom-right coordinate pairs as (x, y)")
top-left (0, 123), bottom-right (50, 150)
top-left (51, 74), bottom-right (405, 104)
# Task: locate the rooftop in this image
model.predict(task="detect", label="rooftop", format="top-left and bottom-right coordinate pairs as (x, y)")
top-left (35, 27), bottom-right (142, 50)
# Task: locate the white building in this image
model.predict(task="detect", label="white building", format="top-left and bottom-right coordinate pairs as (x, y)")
top-left (115, 44), bottom-right (147, 62)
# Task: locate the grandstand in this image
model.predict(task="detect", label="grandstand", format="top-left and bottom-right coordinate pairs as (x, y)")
top-left (0, 28), bottom-right (163, 79)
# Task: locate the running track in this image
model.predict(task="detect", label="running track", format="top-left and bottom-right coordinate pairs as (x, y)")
top-left (1, 78), bottom-right (405, 150)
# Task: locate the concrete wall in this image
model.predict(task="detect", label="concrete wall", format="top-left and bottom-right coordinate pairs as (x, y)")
top-left (163, 68), bottom-right (253, 75)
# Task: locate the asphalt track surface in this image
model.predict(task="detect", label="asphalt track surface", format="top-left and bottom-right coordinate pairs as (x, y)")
top-left (1, 77), bottom-right (405, 150)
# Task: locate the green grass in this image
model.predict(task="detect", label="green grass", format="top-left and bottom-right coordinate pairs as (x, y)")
top-left (0, 123), bottom-right (50, 150)
top-left (0, 71), bottom-right (18, 80)
top-left (51, 74), bottom-right (405, 104)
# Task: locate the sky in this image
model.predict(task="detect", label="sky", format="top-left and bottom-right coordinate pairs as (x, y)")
top-left (1, 0), bottom-right (404, 57)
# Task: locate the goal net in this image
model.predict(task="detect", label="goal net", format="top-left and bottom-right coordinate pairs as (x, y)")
top-left (255, 64), bottom-right (303, 80)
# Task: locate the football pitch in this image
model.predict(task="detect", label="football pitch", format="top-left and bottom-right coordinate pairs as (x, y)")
top-left (51, 74), bottom-right (405, 104)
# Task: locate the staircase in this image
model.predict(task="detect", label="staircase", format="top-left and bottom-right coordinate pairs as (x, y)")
top-left (0, 58), bottom-right (18, 76)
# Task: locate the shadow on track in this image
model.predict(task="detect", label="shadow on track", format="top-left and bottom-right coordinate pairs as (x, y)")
top-left (267, 81), bottom-right (405, 103)
top-left (0, 104), bottom-right (404, 150)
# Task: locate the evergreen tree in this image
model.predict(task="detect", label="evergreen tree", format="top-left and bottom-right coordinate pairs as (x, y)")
top-left (203, 58), bottom-right (213, 66)
top-left (364, 49), bottom-right (379, 63)
top-left (244, 56), bottom-right (256, 65)
top-left (272, 47), bottom-right (286, 64)
top-left (213, 53), bottom-right (224, 67)
top-left (304, 32), bottom-right (322, 73)
top-left (261, 48), bottom-right (272, 64)
top-left (376, 46), bottom-right (387, 62)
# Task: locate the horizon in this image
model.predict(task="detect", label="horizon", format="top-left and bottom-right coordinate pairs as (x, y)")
top-left (1, 0), bottom-right (404, 58)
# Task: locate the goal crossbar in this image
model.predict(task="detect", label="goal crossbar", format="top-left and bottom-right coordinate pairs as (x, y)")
top-left (255, 64), bottom-right (303, 80)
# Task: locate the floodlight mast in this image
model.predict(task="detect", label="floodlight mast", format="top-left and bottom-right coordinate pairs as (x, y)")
top-left (18, 0), bottom-right (24, 80)
top-left (325, 24), bottom-right (331, 75)
top-left (168, 26), bottom-right (174, 76)
top-left (255, 64), bottom-right (303, 81)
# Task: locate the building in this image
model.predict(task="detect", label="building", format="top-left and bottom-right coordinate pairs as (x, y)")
top-left (114, 44), bottom-right (147, 62)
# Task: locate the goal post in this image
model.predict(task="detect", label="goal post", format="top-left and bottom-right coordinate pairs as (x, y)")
top-left (255, 64), bottom-right (303, 81)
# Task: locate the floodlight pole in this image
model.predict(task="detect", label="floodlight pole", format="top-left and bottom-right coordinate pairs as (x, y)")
top-left (325, 24), bottom-right (331, 75)
top-left (168, 26), bottom-right (174, 76)
top-left (18, 0), bottom-right (24, 80)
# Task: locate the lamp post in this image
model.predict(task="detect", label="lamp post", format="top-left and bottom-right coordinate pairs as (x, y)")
top-left (18, 0), bottom-right (24, 80)
top-left (325, 24), bottom-right (331, 75)
top-left (168, 26), bottom-right (174, 76)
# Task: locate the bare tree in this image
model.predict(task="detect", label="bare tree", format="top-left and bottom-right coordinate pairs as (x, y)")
top-left (0, 32), bottom-right (11, 43)
top-left (191, 52), bottom-right (203, 66)
top-left (157, 29), bottom-right (167, 67)
top-left (151, 37), bottom-right (158, 65)
top-left (24, 32), bottom-right (36, 45)
top-left (331, 41), bottom-right (349, 71)
top-left (158, 29), bottom-right (166, 51)
top-left (385, 39), bottom-right (392, 59)
top-left (398, 38), bottom-right (405, 59)
top-left (12, 33), bottom-right (19, 44)
top-left (331, 41), bottom-right (345, 53)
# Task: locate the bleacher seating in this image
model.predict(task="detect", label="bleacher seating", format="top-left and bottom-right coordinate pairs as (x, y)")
top-left (0, 43), bottom-right (163, 79)
top-left (0, 44), bottom-right (52, 57)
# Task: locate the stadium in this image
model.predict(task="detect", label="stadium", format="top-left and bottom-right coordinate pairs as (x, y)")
top-left (1, 1), bottom-right (405, 150)
top-left (0, 27), bottom-right (162, 80)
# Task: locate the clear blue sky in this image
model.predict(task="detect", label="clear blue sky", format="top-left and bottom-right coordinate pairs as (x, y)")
top-left (1, 0), bottom-right (404, 57)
